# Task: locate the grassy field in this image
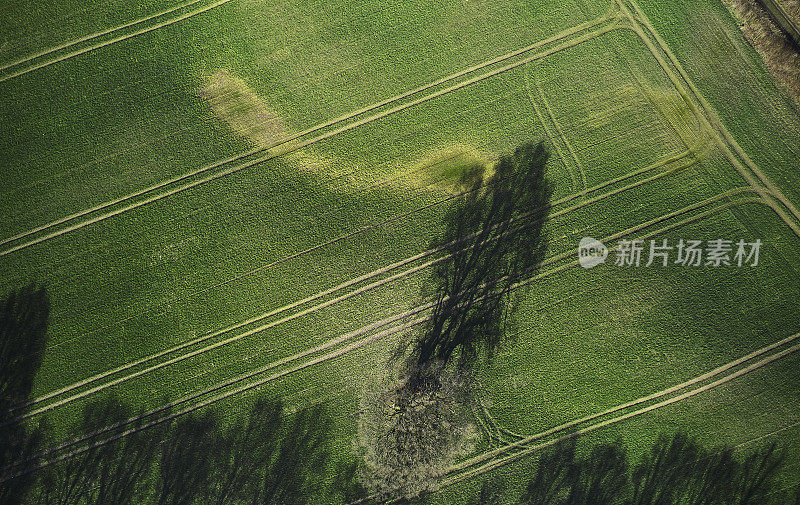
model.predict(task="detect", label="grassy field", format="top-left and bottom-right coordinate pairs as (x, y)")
top-left (1, 0), bottom-right (800, 501)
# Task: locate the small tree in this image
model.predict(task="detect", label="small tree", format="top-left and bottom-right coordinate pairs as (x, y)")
top-left (356, 364), bottom-right (477, 501)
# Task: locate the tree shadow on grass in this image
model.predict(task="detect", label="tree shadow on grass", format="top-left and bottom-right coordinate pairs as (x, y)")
top-left (515, 432), bottom-right (793, 505)
top-left (0, 284), bottom-right (50, 505)
top-left (35, 395), bottom-right (333, 505)
top-left (406, 140), bottom-right (552, 379)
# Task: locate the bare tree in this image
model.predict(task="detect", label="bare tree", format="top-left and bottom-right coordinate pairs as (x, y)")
top-left (357, 365), bottom-right (477, 501)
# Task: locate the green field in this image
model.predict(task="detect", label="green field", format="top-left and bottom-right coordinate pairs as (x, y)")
top-left (1, 0), bottom-right (800, 502)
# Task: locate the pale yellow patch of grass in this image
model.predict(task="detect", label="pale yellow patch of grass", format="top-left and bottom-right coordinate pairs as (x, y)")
top-left (198, 69), bottom-right (342, 180)
top-left (198, 71), bottom-right (499, 195)
top-left (397, 144), bottom-right (498, 195)
top-left (198, 69), bottom-right (287, 147)
top-left (639, 86), bottom-right (713, 153)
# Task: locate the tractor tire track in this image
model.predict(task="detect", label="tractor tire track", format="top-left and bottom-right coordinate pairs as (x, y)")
top-left (37, 112), bottom-right (679, 367)
top-left (0, 0), bottom-right (233, 83)
top-left (524, 62), bottom-right (580, 195)
top-left (19, 149), bottom-right (697, 420)
top-left (2, 314), bottom-right (431, 482)
top-left (525, 63), bottom-right (589, 197)
top-left (616, 0), bottom-right (800, 239)
top-left (0, 14), bottom-right (621, 257)
top-left (441, 340), bottom-right (800, 488)
top-left (348, 330), bottom-right (800, 503)
top-left (13, 189), bottom-right (764, 472)
top-left (0, 0), bottom-right (205, 73)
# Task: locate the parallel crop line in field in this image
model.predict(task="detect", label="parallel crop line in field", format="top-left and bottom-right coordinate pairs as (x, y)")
top-left (4, 0), bottom-right (797, 485)
top-left (16, 258), bottom-right (440, 421)
top-left (0, 0), bottom-right (233, 83)
top-left (29, 126), bottom-right (681, 372)
top-left (44, 111), bottom-right (671, 341)
top-left (617, 0), bottom-right (800, 241)
top-left (618, 0), bottom-right (800, 282)
top-left (438, 336), bottom-right (800, 490)
top-left (515, 193), bottom-right (768, 292)
top-left (175, 178), bottom-right (743, 396)
top-left (0, 14), bottom-right (621, 257)
top-left (30, 270), bottom-right (604, 468)
top-left (18, 6), bottom-right (792, 468)
top-left (527, 65), bottom-right (589, 197)
top-left (18, 41), bottom-right (637, 223)
top-left (39, 111), bottom-right (673, 368)
top-left (733, 419), bottom-right (800, 450)
top-left (460, 341), bottom-right (800, 465)
top-left (11, 190), bottom-right (764, 474)
top-left (0, 13), bottom-right (613, 244)
top-left (479, 337), bottom-right (799, 456)
top-left (0, 0), bottom-right (204, 74)
top-left (19, 150), bottom-right (697, 420)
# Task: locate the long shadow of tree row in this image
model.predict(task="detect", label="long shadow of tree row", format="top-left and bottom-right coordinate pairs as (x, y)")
top-left (0, 285), bottom-right (339, 505)
top-left (30, 394), bottom-right (332, 505)
top-left (468, 433), bottom-right (800, 505)
top-left (0, 284), bottom-right (50, 505)
top-left (5, 382), bottom-right (336, 505)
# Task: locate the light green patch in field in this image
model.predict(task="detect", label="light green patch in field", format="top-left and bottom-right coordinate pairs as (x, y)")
top-left (637, 86), bottom-right (710, 151)
top-left (148, 235), bottom-right (202, 268)
top-left (285, 149), bottom-right (334, 174)
top-left (199, 69), bottom-right (359, 185)
top-left (283, 149), bottom-right (370, 193)
top-left (399, 144), bottom-right (498, 194)
top-left (199, 69), bottom-right (287, 147)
